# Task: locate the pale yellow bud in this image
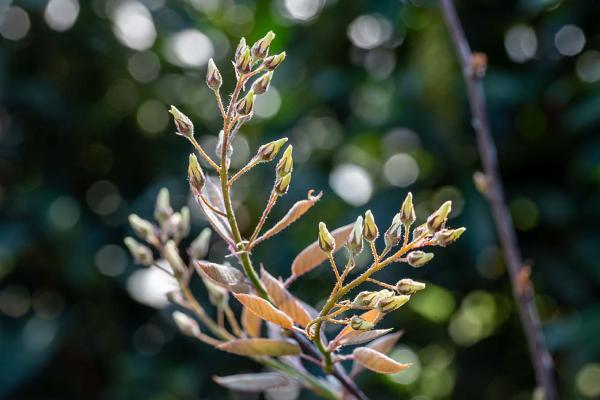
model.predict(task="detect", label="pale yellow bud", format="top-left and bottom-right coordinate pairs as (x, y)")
top-left (377, 295), bottom-right (410, 313)
top-left (172, 311), bottom-right (200, 337)
top-left (165, 240), bottom-right (186, 276)
top-left (236, 47), bottom-right (252, 74)
top-left (206, 58), bottom-right (222, 91)
top-left (433, 227), bottom-right (466, 247)
top-left (188, 154), bottom-right (205, 191)
top-left (274, 173), bottom-right (292, 196)
top-left (251, 31), bottom-right (275, 60)
top-left (427, 201), bottom-right (452, 233)
top-left (395, 278), bottom-right (426, 294)
top-left (124, 237), bottom-right (154, 266)
top-left (346, 215), bottom-right (364, 255)
top-left (128, 214), bottom-right (156, 243)
top-left (318, 222), bottom-right (336, 253)
top-left (256, 137), bottom-right (288, 162)
top-left (350, 315), bottom-right (375, 331)
top-left (407, 250), bottom-right (434, 268)
top-left (169, 105), bottom-right (194, 138)
top-left (190, 228), bottom-right (212, 260)
top-left (264, 52), bottom-right (286, 70)
top-left (236, 90), bottom-right (255, 115)
top-left (154, 188), bottom-right (173, 224)
top-left (251, 71), bottom-right (273, 95)
top-left (276, 145), bottom-right (293, 177)
top-left (400, 192), bottom-right (416, 225)
top-left (363, 210), bottom-right (379, 241)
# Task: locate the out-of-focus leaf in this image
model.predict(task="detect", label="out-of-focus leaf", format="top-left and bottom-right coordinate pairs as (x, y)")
top-left (255, 190), bottom-right (323, 245)
top-left (233, 293), bottom-right (294, 329)
top-left (352, 347), bottom-right (411, 374)
top-left (217, 338), bottom-right (301, 356)
top-left (191, 176), bottom-right (234, 245)
top-left (242, 306), bottom-right (262, 338)
top-left (350, 331), bottom-right (404, 376)
top-left (260, 266), bottom-right (312, 328)
top-left (337, 309), bottom-right (382, 338)
top-left (213, 372), bottom-right (291, 392)
top-left (290, 224), bottom-right (353, 280)
top-left (265, 381), bottom-right (302, 400)
top-left (332, 328), bottom-right (393, 349)
top-left (195, 261), bottom-right (250, 293)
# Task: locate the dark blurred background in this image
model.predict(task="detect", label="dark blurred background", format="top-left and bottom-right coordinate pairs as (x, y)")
top-left (1, 0), bottom-right (599, 398)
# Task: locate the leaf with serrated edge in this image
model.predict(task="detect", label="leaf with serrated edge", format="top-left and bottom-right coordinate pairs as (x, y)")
top-left (336, 309), bottom-right (382, 339)
top-left (218, 338), bottom-right (300, 356)
top-left (241, 306), bottom-right (262, 337)
top-left (334, 328), bottom-right (393, 348)
top-left (255, 190), bottom-right (322, 245)
top-left (213, 372), bottom-right (291, 392)
top-left (351, 331), bottom-right (404, 376)
top-left (353, 347), bottom-right (411, 374)
top-left (290, 224), bottom-right (353, 279)
top-left (195, 261), bottom-right (250, 293)
top-left (261, 267), bottom-right (312, 327)
top-left (233, 293), bottom-right (294, 329)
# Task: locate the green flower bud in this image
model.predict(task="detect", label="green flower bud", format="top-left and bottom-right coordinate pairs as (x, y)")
top-left (190, 227), bottom-right (212, 260)
top-left (274, 173), bottom-right (292, 196)
top-left (352, 291), bottom-right (379, 307)
top-left (384, 213), bottom-right (402, 248)
top-left (264, 51), bottom-right (286, 70)
top-left (427, 201), bottom-right (452, 233)
top-left (395, 278), bottom-right (426, 295)
top-left (346, 215), bottom-right (364, 255)
top-left (363, 210), bottom-right (379, 242)
top-left (206, 58), bottom-right (222, 91)
top-left (236, 47), bottom-right (252, 74)
top-left (169, 105), bottom-right (194, 138)
top-left (251, 71), bottom-right (273, 95)
top-left (399, 192), bottom-right (416, 225)
top-left (256, 137), bottom-right (288, 162)
top-left (318, 222), bottom-right (336, 253)
top-left (124, 237), bottom-right (154, 266)
top-left (377, 295), bottom-right (410, 313)
top-left (236, 89), bottom-right (255, 115)
top-left (171, 207), bottom-right (190, 241)
top-left (154, 188), bottom-right (173, 225)
top-left (128, 214), bottom-right (156, 243)
top-left (235, 37), bottom-right (247, 61)
top-left (350, 315), bottom-right (375, 331)
top-left (165, 240), bottom-right (186, 276)
top-left (188, 154), bottom-right (205, 191)
top-left (251, 31), bottom-right (275, 60)
top-left (412, 223), bottom-right (429, 241)
top-left (276, 145), bottom-right (293, 177)
top-left (433, 227), bottom-right (466, 247)
top-left (407, 250), bottom-right (434, 268)
top-left (172, 311), bottom-right (200, 337)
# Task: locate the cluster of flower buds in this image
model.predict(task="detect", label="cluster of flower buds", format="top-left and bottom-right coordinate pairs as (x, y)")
top-left (274, 145), bottom-right (293, 196)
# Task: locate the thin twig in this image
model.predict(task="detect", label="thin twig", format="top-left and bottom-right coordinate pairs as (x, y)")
top-left (188, 136), bottom-right (220, 171)
top-left (438, 1), bottom-right (557, 399)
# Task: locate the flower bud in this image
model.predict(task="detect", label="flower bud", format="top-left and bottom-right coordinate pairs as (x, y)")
top-left (318, 222), bottom-right (336, 253)
top-left (165, 240), bottom-right (186, 276)
top-left (171, 207), bottom-right (190, 241)
top-left (352, 291), bottom-right (379, 307)
top-left (407, 250), bottom-right (434, 268)
top-left (190, 227), bottom-right (212, 260)
top-left (202, 276), bottom-right (229, 307)
top-left (173, 311), bottom-right (200, 337)
top-left (128, 214), bottom-right (156, 243)
top-left (206, 58), bottom-right (222, 91)
top-left (236, 47), bottom-right (252, 74)
top-left (236, 90), bottom-right (255, 115)
top-left (274, 173), bottom-right (292, 196)
top-left (427, 201), bottom-right (452, 233)
top-left (346, 216), bottom-right (364, 255)
top-left (251, 31), bottom-right (275, 60)
top-left (350, 315), bottom-right (375, 331)
top-left (256, 137), bottom-right (288, 162)
top-left (264, 52), bottom-right (286, 70)
top-left (235, 37), bottom-right (247, 61)
top-left (433, 227), bottom-right (466, 247)
top-left (251, 71), bottom-right (273, 95)
top-left (276, 145), bottom-right (293, 177)
top-left (124, 237), bottom-right (154, 266)
top-left (395, 278), bottom-right (426, 295)
top-left (377, 295), bottom-right (410, 313)
top-left (169, 105), bottom-right (194, 138)
top-left (363, 210), bottom-right (379, 241)
top-left (412, 223), bottom-right (428, 241)
top-left (384, 214), bottom-right (402, 248)
top-left (154, 188), bottom-right (173, 225)
top-left (473, 171), bottom-right (489, 194)
top-left (399, 192), bottom-right (416, 225)
top-left (188, 154), bottom-right (205, 191)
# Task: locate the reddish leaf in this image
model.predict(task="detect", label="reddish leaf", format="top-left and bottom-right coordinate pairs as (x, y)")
top-left (351, 331), bottom-right (404, 376)
top-left (213, 372), bottom-right (291, 392)
top-left (332, 328), bottom-right (393, 349)
top-left (260, 267), bottom-right (312, 328)
top-left (241, 306), bottom-right (262, 338)
top-left (218, 338), bottom-right (300, 356)
top-left (353, 347), bottom-right (411, 374)
top-left (233, 293), bottom-right (294, 329)
top-left (195, 261), bottom-right (250, 293)
top-left (336, 309), bottom-right (383, 339)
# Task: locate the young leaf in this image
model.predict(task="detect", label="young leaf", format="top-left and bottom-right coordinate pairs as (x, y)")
top-left (290, 223), bottom-right (353, 280)
top-left (352, 347), bottom-right (411, 374)
top-left (218, 338), bottom-right (301, 356)
top-left (260, 266), bottom-right (312, 328)
top-left (195, 261), bottom-right (251, 293)
top-left (255, 190), bottom-right (322, 245)
top-left (242, 306), bottom-right (262, 338)
top-left (213, 372), bottom-right (291, 392)
top-left (191, 176), bottom-right (234, 245)
top-left (332, 328), bottom-right (393, 348)
top-left (351, 331), bottom-right (404, 376)
top-left (233, 293), bottom-right (294, 329)
top-left (336, 309), bottom-right (382, 339)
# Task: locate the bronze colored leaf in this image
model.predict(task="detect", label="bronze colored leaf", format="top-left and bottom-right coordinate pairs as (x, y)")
top-left (255, 190), bottom-right (322, 245)
top-left (353, 347), bottom-right (411, 374)
top-left (233, 293), bottom-right (294, 329)
top-left (195, 261), bottom-right (250, 293)
top-left (333, 328), bottom-right (393, 348)
top-left (351, 331), bottom-right (404, 376)
top-left (191, 176), bottom-right (234, 245)
top-left (218, 338), bottom-right (301, 356)
top-left (260, 267), bottom-right (312, 328)
top-left (213, 372), bottom-right (291, 392)
top-left (290, 223), bottom-right (353, 280)
top-left (337, 309), bottom-right (382, 338)
top-left (241, 306), bottom-right (262, 338)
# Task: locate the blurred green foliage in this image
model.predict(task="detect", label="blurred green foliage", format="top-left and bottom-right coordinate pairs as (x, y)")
top-left (0, 0), bottom-right (599, 399)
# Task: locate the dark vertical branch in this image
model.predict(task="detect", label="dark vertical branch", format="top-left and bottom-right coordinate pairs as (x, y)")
top-left (438, 1), bottom-right (557, 399)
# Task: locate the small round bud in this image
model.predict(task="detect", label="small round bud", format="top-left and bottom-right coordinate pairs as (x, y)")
top-left (251, 31), bottom-right (275, 60)
top-left (124, 237), bottom-right (154, 266)
top-left (473, 171), bottom-right (489, 194)
top-left (363, 210), bottom-right (379, 242)
top-left (318, 222), bottom-right (336, 253)
top-left (165, 240), bottom-right (186, 276)
top-left (395, 278), bottom-right (426, 295)
top-left (384, 214), bottom-right (402, 248)
top-left (377, 295), bottom-right (410, 313)
top-left (275, 145), bottom-right (293, 177)
top-left (274, 173), bottom-right (292, 196)
top-left (188, 154), bottom-right (205, 191)
top-left (236, 47), bottom-right (252, 74)
top-left (427, 201), bottom-right (452, 233)
top-left (128, 214), bottom-right (156, 243)
top-left (264, 51), bottom-right (286, 70)
top-left (399, 192), bottom-right (416, 225)
top-left (406, 250), bottom-right (434, 268)
top-left (206, 58), bottom-right (222, 91)
top-left (251, 71), bottom-right (273, 95)
top-left (346, 216), bottom-right (364, 255)
top-left (154, 188), bottom-right (173, 225)
top-left (190, 228), bottom-right (212, 260)
top-left (235, 90), bottom-right (255, 115)
top-left (256, 137), bottom-right (288, 162)
top-left (172, 311), bottom-right (200, 337)
top-left (169, 105), bottom-right (194, 138)
top-left (350, 315), bottom-right (375, 331)
top-left (433, 227), bottom-right (466, 247)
